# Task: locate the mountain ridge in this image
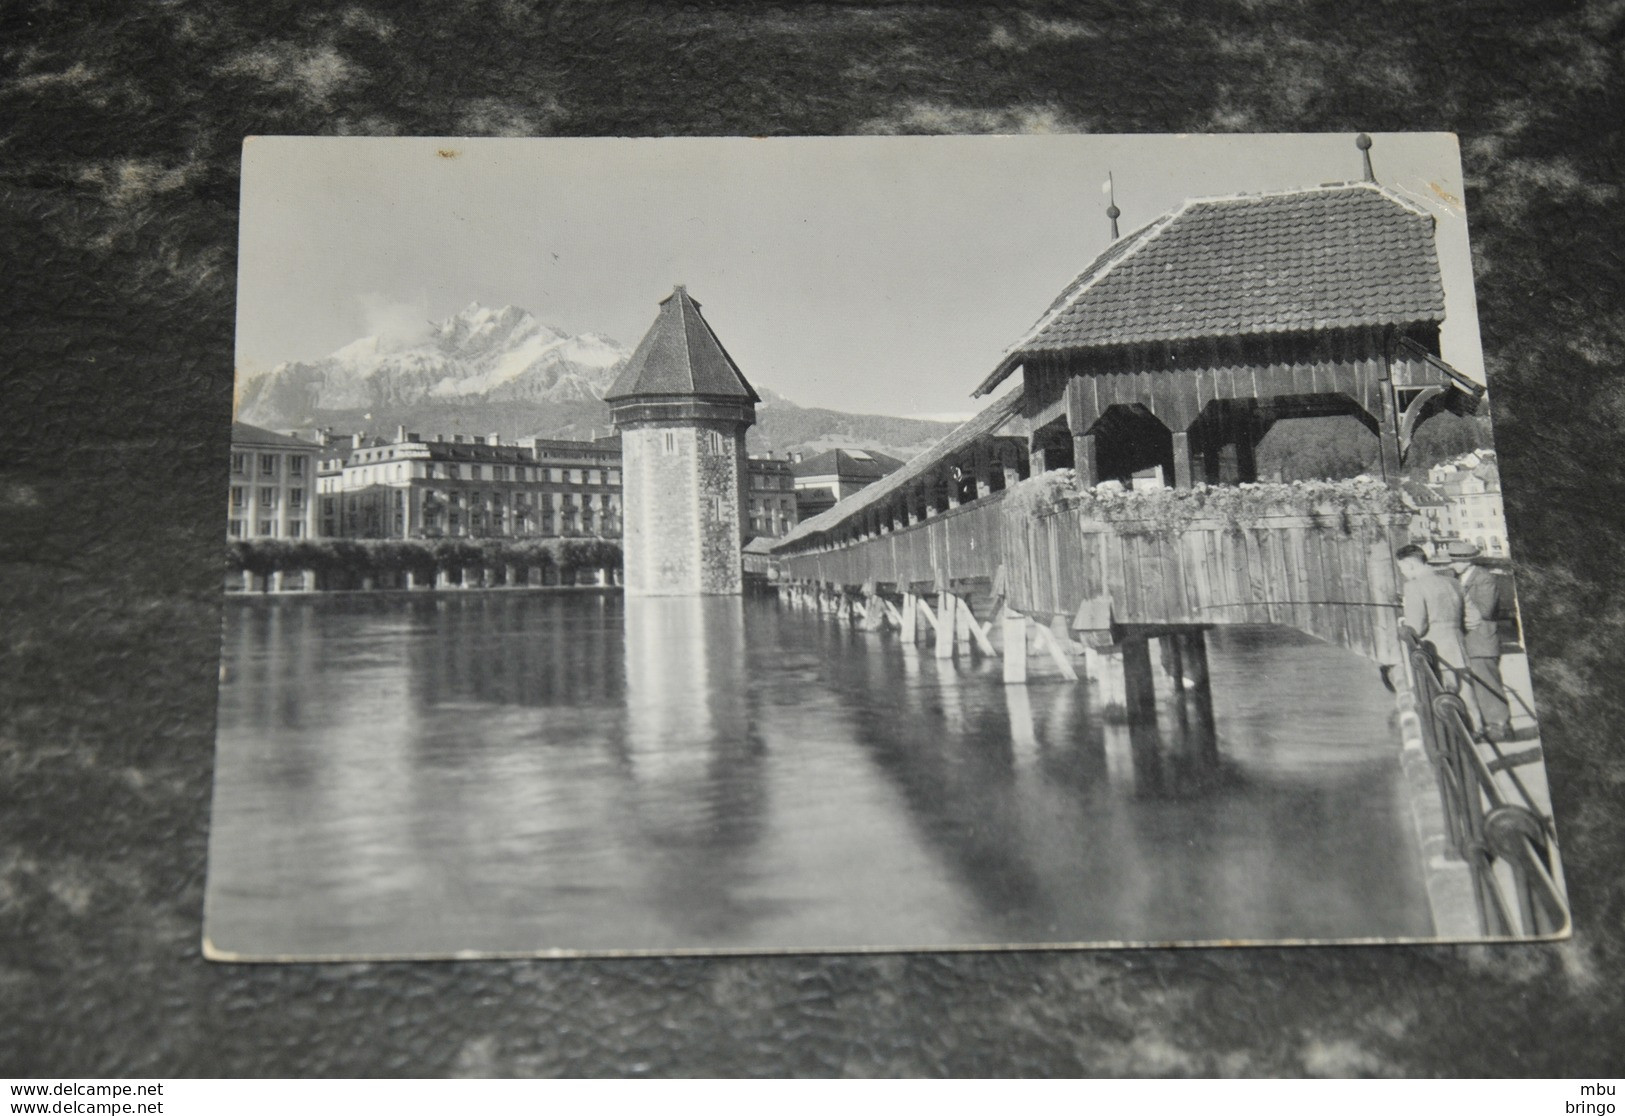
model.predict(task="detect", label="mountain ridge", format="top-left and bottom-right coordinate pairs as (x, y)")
top-left (238, 302), bottom-right (961, 461)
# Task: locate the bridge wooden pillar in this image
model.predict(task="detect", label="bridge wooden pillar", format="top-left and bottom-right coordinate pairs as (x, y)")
top-left (1086, 646), bottom-right (1127, 717)
top-left (1074, 432), bottom-right (1098, 488)
top-left (1235, 409), bottom-right (1260, 483)
top-left (1376, 373), bottom-right (1405, 485)
top-left (1001, 449), bottom-right (1022, 491)
top-left (901, 590), bottom-right (918, 643)
top-left (1174, 629), bottom-right (1218, 759)
top-left (1121, 637), bottom-right (1165, 795)
top-left (861, 582), bottom-right (885, 632)
top-left (1158, 634), bottom-right (1185, 702)
top-left (1121, 638), bottom-right (1159, 726)
top-left (1002, 609), bottom-right (1027, 684)
top-left (1171, 431), bottom-right (1194, 489)
top-left (1064, 374), bottom-right (1097, 488)
top-left (935, 589), bottom-right (955, 660)
top-left (1202, 422), bottom-right (1224, 484)
top-left (971, 448), bottom-right (992, 499)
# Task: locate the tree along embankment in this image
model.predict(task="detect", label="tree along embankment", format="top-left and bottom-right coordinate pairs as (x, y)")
top-left (226, 537), bottom-right (623, 592)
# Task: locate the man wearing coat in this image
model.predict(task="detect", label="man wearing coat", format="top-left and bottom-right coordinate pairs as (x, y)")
top-left (1396, 543), bottom-right (1483, 733)
top-left (1449, 540), bottom-right (1515, 741)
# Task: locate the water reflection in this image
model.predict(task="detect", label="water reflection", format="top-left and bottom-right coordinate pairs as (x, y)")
top-left (619, 597), bottom-right (771, 940)
top-left (207, 594), bottom-right (1431, 957)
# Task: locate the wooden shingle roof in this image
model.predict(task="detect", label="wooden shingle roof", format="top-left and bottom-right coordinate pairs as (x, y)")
top-left (976, 183), bottom-right (1446, 396)
top-left (605, 285), bottom-right (760, 403)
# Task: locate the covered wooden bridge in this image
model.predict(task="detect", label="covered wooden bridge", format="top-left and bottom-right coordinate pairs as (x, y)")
top-left (770, 178), bottom-right (1483, 725)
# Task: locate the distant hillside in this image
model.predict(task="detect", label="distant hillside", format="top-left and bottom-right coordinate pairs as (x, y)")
top-left (749, 389), bottom-right (957, 462)
top-left (1257, 410), bottom-right (1496, 481)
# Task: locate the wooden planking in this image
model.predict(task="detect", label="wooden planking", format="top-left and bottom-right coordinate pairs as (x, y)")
top-left (787, 492), bottom-right (1409, 664)
top-left (1288, 524), bottom-right (1312, 637)
top-left (1323, 525), bottom-right (1351, 653)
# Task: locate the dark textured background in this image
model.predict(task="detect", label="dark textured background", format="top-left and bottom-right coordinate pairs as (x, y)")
top-left (2, 0), bottom-right (1622, 1077)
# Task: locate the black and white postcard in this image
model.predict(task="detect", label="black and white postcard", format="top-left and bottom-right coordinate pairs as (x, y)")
top-left (206, 134), bottom-right (1568, 960)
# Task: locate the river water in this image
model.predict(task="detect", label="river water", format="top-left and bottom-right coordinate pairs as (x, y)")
top-left (205, 591), bottom-right (1431, 958)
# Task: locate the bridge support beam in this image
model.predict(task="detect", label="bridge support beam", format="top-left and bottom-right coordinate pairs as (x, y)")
top-left (1032, 619), bottom-right (1079, 681)
top-left (935, 590), bottom-right (955, 660)
top-left (956, 595), bottom-right (997, 658)
top-left (901, 591), bottom-right (918, 643)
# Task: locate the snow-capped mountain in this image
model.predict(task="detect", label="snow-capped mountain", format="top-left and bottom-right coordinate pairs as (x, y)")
top-left (236, 301), bottom-right (962, 459)
top-left (236, 303), bottom-right (629, 427)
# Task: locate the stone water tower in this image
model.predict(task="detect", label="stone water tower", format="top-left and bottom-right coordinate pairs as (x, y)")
top-left (605, 286), bottom-right (759, 596)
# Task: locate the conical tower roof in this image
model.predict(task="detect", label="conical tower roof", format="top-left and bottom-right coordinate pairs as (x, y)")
top-left (605, 286), bottom-right (761, 403)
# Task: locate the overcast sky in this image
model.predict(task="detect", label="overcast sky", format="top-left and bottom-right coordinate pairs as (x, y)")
top-left (237, 133), bottom-right (1481, 421)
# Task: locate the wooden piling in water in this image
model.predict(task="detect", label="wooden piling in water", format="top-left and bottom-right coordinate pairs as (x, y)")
top-left (1121, 638), bottom-right (1158, 725)
top-left (1175, 629), bottom-right (1218, 759)
top-left (954, 594), bottom-right (973, 653)
top-left (1002, 609), bottom-right (1028, 684)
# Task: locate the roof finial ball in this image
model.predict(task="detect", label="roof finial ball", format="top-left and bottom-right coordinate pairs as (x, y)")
top-left (1356, 132), bottom-right (1375, 183)
top-left (1105, 170), bottom-right (1121, 240)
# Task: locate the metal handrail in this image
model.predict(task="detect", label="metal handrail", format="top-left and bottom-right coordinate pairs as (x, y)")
top-left (1399, 630), bottom-right (1567, 937)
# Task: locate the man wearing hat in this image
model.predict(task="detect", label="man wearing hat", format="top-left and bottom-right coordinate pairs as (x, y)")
top-left (1450, 540), bottom-right (1515, 740)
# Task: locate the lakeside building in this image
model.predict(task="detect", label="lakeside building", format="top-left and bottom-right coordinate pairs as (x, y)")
top-left (746, 455), bottom-right (799, 539)
top-left (1400, 449), bottom-right (1507, 558)
top-left (789, 448), bottom-right (905, 521)
top-left (314, 428), bottom-right (623, 540)
top-left (228, 422), bottom-right (321, 542)
top-left (290, 422), bottom-right (808, 548)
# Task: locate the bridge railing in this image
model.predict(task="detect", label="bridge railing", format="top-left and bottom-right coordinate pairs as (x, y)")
top-left (1004, 492), bottom-right (1410, 662)
top-left (775, 493), bottom-right (1006, 590)
top-left (1400, 629), bottom-right (1567, 938)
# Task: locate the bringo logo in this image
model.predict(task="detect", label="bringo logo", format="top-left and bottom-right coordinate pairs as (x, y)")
top-left (1569, 1083), bottom-right (1618, 1116)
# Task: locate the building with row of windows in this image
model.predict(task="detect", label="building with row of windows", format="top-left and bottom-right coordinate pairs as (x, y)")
top-left (228, 422), bottom-right (833, 549)
top-left (1401, 449), bottom-right (1508, 558)
top-left (228, 423), bottom-right (321, 540)
top-left (745, 455), bottom-right (797, 539)
top-left (313, 428), bottom-right (625, 541)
